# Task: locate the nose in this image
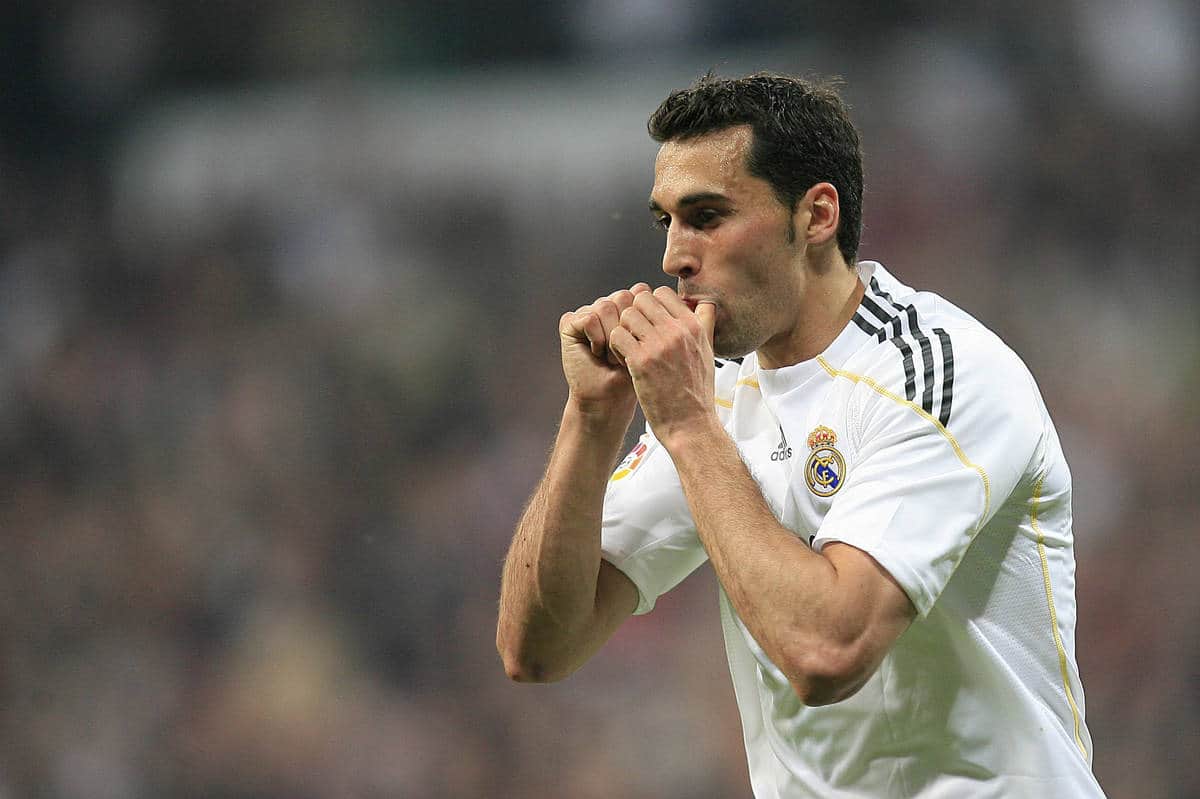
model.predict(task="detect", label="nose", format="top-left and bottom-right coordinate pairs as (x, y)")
top-left (662, 226), bottom-right (700, 279)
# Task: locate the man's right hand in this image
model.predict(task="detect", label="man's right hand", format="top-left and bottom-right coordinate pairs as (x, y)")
top-left (559, 283), bottom-right (651, 419)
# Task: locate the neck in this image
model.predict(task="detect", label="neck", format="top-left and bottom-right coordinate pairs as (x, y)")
top-left (757, 259), bottom-right (864, 369)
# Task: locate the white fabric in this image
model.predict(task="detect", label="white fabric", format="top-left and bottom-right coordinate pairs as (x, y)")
top-left (600, 263), bottom-right (1105, 798)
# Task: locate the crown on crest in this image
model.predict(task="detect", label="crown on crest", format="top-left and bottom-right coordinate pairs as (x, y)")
top-left (806, 426), bottom-right (838, 450)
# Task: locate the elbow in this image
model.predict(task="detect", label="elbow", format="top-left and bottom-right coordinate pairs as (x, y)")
top-left (781, 643), bottom-right (875, 707)
top-left (788, 674), bottom-right (864, 707)
top-left (499, 652), bottom-right (571, 684)
top-left (496, 630), bottom-right (571, 684)
top-left (500, 651), bottom-right (536, 683)
top-left (499, 649), bottom-right (549, 683)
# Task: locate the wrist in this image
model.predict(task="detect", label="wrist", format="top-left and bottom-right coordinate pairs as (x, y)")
top-left (564, 393), bottom-right (637, 438)
top-left (655, 413), bottom-right (727, 459)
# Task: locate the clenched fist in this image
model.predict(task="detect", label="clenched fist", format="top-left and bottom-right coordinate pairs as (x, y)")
top-left (558, 283), bottom-right (652, 420)
top-left (608, 286), bottom-right (718, 447)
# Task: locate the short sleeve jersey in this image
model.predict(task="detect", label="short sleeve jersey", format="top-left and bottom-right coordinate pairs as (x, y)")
top-left (600, 263), bottom-right (1105, 798)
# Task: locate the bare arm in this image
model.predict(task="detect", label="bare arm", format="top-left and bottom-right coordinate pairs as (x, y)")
top-left (609, 289), bottom-right (915, 705)
top-left (665, 417), bottom-right (913, 704)
top-left (496, 286), bottom-right (648, 683)
top-left (497, 403), bottom-right (639, 682)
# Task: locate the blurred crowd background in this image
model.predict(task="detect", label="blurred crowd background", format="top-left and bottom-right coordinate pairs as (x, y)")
top-left (2, 2), bottom-right (1198, 797)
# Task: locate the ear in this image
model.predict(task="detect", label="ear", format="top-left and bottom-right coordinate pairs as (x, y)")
top-left (799, 182), bottom-right (840, 248)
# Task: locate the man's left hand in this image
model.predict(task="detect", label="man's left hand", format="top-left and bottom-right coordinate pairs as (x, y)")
top-left (608, 286), bottom-right (719, 448)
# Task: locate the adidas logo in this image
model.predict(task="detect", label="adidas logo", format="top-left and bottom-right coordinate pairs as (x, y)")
top-left (770, 429), bottom-right (793, 462)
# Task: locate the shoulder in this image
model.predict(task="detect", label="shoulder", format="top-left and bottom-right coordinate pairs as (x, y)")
top-left (842, 271), bottom-right (1041, 435)
top-left (837, 275), bottom-right (1052, 495)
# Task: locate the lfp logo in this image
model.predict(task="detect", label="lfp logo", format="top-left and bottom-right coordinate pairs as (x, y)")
top-left (611, 439), bottom-right (650, 482)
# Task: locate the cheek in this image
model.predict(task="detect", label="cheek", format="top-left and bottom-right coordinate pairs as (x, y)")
top-left (726, 223), bottom-right (790, 287)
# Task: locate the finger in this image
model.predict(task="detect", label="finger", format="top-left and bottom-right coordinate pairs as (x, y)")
top-left (651, 285), bottom-right (690, 318)
top-left (619, 306), bottom-right (654, 340)
top-left (592, 298), bottom-right (625, 365)
top-left (632, 290), bottom-right (673, 324)
top-left (696, 301), bottom-right (716, 346)
top-left (593, 298), bottom-right (622, 335)
top-left (608, 325), bottom-right (635, 364)
top-left (607, 289), bottom-right (637, 315)
top-left (561, 308), bottom-right (591, 340)
top-left (630, 282), bottom-right (652, 296)
top-left (562, 308), bottom-right (609, 361)
top-left (577, 309), bottom-right (609, 359)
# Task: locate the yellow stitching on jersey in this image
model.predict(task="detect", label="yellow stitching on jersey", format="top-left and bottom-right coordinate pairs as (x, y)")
top-left (714, 397), bottom-right (733, 408)
top-left (819, 356), bottom-right (1089, 757)
top-left (815, 356), bottom-right (991, 521)
top-left (735, 378), bottom-right (760, 389)
top-left (1032, 473), bottom-right (1088, 759)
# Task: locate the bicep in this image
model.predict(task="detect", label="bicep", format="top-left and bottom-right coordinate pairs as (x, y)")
top-left (594, 558), bottom-right (640, 633)
top-left (824, 542), bottom-right (916, 664)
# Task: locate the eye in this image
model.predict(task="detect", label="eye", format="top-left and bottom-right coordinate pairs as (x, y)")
top-left (651, 208), bottom-right (722, 232)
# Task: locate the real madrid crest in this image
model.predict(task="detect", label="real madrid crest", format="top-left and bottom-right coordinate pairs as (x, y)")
top-left (804, 426), bottom-right (846, 497)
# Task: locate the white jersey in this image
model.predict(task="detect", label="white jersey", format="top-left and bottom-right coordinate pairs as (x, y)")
top-left (600, 262), bottom-right (1105, 798)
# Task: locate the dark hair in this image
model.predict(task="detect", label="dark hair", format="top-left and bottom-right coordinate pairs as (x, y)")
top-left (648, 72), bottom-right (864, 264)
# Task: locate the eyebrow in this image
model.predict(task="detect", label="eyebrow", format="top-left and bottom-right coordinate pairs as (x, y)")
top-left (647, 191), bottom-right (731, 213)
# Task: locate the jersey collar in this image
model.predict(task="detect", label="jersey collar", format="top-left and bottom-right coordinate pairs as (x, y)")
top-left (755, 261), bottom-right (884, 396)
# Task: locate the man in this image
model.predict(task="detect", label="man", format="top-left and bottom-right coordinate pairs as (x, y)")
top-left (497, 72), bottom-right (1105, 797)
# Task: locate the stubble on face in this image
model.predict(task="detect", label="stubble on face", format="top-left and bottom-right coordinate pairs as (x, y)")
top-left (687, 206), bottom-right (800, 360)
top-left (698, 247), bottom-right (796, 360)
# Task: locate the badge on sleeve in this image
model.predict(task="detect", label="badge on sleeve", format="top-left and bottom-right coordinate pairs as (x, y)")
top-left (611, 439), bottom-right (650, 482)
top-left (804, 426), bottom-right (846, 497)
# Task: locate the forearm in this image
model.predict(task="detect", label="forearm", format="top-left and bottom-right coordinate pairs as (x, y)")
top-left (661, 421), bottom-right (869, 703)
top-left (497, 399), bottom-right (634, 681)
top-left (608, 287), bottom-right (910, 703)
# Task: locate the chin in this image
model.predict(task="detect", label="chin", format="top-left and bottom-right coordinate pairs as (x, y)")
top-left (713, 336), bottom-right (755, 360)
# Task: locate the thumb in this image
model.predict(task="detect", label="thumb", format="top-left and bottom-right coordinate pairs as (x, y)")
top-left (695, 301), bottom-right (716, 346)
